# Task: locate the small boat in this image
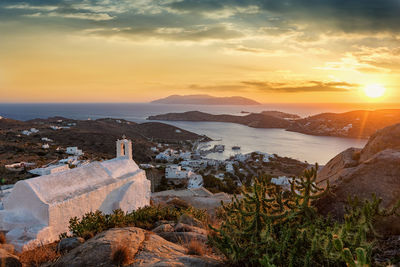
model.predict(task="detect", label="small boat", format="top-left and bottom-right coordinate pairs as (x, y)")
top-left (214, 145), bottom-right (225, 152)
top-left (232, 145), bottom-right (241, 150)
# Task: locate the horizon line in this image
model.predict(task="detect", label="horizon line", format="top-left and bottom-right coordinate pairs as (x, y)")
top-left (0, 102), bottom-right (399, 105)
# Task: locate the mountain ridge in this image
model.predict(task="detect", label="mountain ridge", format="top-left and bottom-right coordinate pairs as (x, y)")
top-left (148, 109), bottom-right (400, 138)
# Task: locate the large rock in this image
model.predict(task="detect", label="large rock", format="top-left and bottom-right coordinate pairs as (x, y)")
top-left (316, 123), bottom-right (400, 234)
top-left (152, 223), bottom-right (175, 234)
top-left (132, 232), bottom-right (220, 266)
top-left (317, 147), bottom-right (361, 186)
top-left (360, 123), bottom-right (400, 162)
top-left (178, 214), bottom-right (204, 228)
top-left (174, 223), bottom-right (208, 235)
top-left (158, 232), bottom-right (208, 244)
top-left (57, 237), bottom-right (85, 253)
top-left (53, 227), bottom-right (146, 267)
top-left (53, 227), bottom-right (222, 267)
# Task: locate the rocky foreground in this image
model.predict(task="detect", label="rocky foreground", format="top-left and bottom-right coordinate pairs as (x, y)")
top-left (0, 212), bottom-right (223, 267)
top-left (316, 123), bottom-right (400, 234)
top-left (54, 225), bottom-right (221, 267)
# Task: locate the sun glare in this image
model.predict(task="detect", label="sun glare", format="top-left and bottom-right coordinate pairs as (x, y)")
top-left (363, 84), bottom-right (386, 98)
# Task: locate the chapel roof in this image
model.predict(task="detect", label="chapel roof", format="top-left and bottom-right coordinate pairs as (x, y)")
top-left (16, 158), bottom-right (140, 204)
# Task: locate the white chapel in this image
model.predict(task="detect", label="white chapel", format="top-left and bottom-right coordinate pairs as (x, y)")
top-left (0, 138), bottom-right (151, 251)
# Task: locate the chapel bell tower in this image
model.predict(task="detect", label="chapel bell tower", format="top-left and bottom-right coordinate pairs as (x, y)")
top-left (116, 135), bottom-right (133, 160)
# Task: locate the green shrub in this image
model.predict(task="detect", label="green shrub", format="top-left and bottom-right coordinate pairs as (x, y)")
top-left (64, 205), bottom-right (208, 240)
top-left (203, 175), bottom-right (241, 194)
top-left (208, 165), bottom-right (400, 267)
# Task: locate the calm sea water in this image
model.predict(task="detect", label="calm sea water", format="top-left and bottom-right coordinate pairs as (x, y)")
top-left (0, 102), bottom-right (384, 164)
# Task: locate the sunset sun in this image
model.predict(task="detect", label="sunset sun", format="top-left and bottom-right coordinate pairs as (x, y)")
top-left (364, 84), bottom-right (386, 98)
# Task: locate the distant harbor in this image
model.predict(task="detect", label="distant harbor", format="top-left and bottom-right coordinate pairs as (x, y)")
top-left (0, 103), bottom-right (369, 164)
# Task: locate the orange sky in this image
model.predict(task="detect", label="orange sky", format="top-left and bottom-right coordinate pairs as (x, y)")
top-left (0, 1), bottom-right (399, 103)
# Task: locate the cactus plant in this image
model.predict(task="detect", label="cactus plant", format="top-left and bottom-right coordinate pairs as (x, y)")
top-left (208, 164), bottom-right (399, 267)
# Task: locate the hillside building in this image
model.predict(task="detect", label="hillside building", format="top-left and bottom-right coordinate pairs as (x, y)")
top-left (0, 138), bottom-right (150, 251)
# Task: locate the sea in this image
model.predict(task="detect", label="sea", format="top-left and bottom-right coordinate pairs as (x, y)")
top-left (1, 102), bottom-right (397, 164)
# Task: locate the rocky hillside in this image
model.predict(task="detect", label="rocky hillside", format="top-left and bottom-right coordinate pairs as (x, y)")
top-left (288, 109), bottom-right (400, 138)
top-left (149, 109), bottom-right (400, 139)
top-left (316, 123), bottom-right (400, 234)
top-left (0, 117), bottom-right (208, 184)
top-left (148, 111), bottom-right (291, 128)
top-left (260, 110), bottom-right (301, 119)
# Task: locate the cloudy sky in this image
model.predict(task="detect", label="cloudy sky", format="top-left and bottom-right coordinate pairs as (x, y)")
top-left (0, 0), bottom-right (399, 103)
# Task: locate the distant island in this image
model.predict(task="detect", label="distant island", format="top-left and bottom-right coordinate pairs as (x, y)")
top-left (260, 110), bottom-right (301, 120)
top-left (151, 94), bottom-right (261, 105)
top-left (148, 111), bottom-right (295, 129)
top-left (148, 109), bottom-right (400, 139)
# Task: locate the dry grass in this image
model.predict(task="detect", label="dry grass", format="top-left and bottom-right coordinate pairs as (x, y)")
top-left (186, 239), bottom-right (208, 256)
top-left (0, 232), bottom-right (6, 244)
top-left (18, 242), bottom-right (60, 267)
top-left (205, 214), bottom-right (221, 232)
top-left (111, 245), bottom-right (130, 266)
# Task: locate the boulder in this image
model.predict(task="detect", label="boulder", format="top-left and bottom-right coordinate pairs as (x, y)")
top-left (53, 227), bottom-right (145, 267)
top-left (152, 224), bottom-right (175, 234)
top-left (0, 248), bottom-right (22, 267)
top-left (360, 123), bottom-right (400, 162)
top-left (174, 223), bottom-right (208, 235)
top-left (132, 233), bottom-right (221, 267)
top-left (53, 227), bottom-right (222, 267)
top-left (178, 214), bottom-right (204, 229)
top-left (317, 147), bottom-right (361, 186)
top-left (316, 123), bottom-right (400, 235)
top-left (158, 232), bottom-right (208, 244)
top-left (154, 220), bottom-right (176, 228)
top-left (57, 237), bottom-right (85, 253)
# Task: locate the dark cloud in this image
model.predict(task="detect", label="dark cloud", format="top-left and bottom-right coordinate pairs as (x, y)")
top-left (242, 81), bottom-right (358, 92)
top-left (1, 0), bottom-right (400, 43)
top-left (168, 0), bottom-right (227, 12)
top-left (167, 0), bottom-right (400, 33)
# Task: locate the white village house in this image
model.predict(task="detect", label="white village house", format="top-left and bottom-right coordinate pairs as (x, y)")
top-left (0, 138), bottom-right (151, 251)
top-left (165, 165), bottom-right (203, 187)
top-left (235, 153), bottom-right (250, 162)
top-left (42, 144), bottom-right (50, 149)
top-left (225, 162), bottom-right (235, 173)
top-left (165, 165), bottom-right (191, 179)
top-left (66, 146), bottom-right (84, 156)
